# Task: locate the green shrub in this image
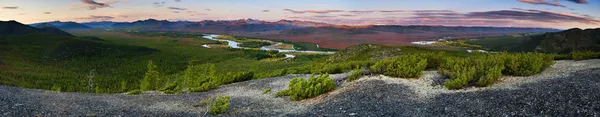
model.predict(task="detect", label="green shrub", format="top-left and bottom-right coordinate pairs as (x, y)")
top-left (51, 85), bottom-right (62, 92)
top-left (277, 74), bottom-right (336, 100)
top-left (439, 54), bottom-right (504, 89)
top-left (126, 89), bottom-right (142, 95)
top-left (570, 51), bottom-right (600, 60)
top-left (346, 69), bottom-right (364, 81)
top-left (310, 61), bottom-right (373, 74)
top-left (550, 53), bottom-right (570, 60)
top-left (159, 82), bottom-right (181, 94)
top-left (203, 95), bottom-right (231, 115)
top-left (263, 88), bottom-right (272, 94)
top-left (370, 55), bottom-right (427, 78)
top-left (120, 80), bottom-right (128, 92)
top-left (503, 53), bottom-right (554, 76)
top-left (140, 60), bottom-right (162, 91)
top-left (418, 52), bottom-right (446, 69)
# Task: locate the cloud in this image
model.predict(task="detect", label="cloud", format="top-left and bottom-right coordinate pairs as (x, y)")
top-left (117, 15), bottom-right (128, 18)
top-left (174, 0), bottom-right (181, 2)
top-left (283, 9), bottom-right (345, 14)
top-left (339, 14), bottom-right (356, 17)
top-left (466, 8), bottom-right (599, 24)
top-left (313, 15), bottom-right (336, 18)
top-left (566, 0), bottom-right (588, 4)
top-left (186, 11), bottom-right (207, 16)
top-left (205, 9), bottom-right (211, 11)
top-left (348, 10), bottom-right (376, 14)
top-left (80, 0), bottom-right (110, 10)
top-left (153, 2), bottom-right (165, 7)
top-left (262, 10), bottom-right (270, 12)
top-left (2, 6), bottom-right (18, 9)
top-left (76, 15), bottom-right (115, 21)
top-left (516, 0), bottom-right (587, 8)
top-left (379, 10), bottom-right (407, 13)
top-left (172, 11), bottom-right (180, 13)
top-left (168, 7), bottom-right (187, 10)
top-left (43, 12), bottom-right (51, 14)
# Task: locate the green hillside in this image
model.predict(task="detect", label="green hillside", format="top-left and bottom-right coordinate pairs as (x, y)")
top-left (0, 31), bottom-right (319, 93)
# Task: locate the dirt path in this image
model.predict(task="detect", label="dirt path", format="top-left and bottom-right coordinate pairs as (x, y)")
top-left (1, 60), bottom-right (599, 116)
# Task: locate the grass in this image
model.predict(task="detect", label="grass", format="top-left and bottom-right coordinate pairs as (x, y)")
top-left (203, 95), bottom-right (231, 115)
top-left (346, 69), bottom-right (364, 81)
top-left (570, 51), bottom-right (600, 60)
top-left (276, 74), bottom-right (336, 100)
top-left (263, 88), bottom-right (272, 94)
top-left (239, 41), bottom-right (272, 48)
top-left (272, 39), bottom-right (337, 51)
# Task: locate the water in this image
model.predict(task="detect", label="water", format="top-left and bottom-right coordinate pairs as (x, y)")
top-left (201, 34), bottom-right (336, 55)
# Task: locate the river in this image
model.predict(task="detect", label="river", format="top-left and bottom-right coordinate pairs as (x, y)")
top-left (201, 34), bottom-right (336, 56)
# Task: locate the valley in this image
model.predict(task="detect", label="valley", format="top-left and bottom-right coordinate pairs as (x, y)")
top-left (1, 15), bottom-right (599, 116)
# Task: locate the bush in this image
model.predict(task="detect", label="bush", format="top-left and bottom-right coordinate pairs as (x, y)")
top-left (439, 54), bottom-right (504, 89)
top-left (310, 61), bottom-right (373, 74)
top-left (277, 74), bottom-right (336, 100)
top-left (263, 88), bottom-right (272, 94)
top-left (203, 95), bottom-right (231, 115)
top-left (503, 53), bottom-right (554, 76)
top-left (126, 89), bottom-right (142, 95)
top-left (140, 60), bottom-right (162, 91)
top-left (159, 82), bottom-right (181, 94)
top-left (346, 69), bottom-right (364, 81)
top-left (51, 85), bottom-right (62, 92)
top-left (570, 51), bottom-right (600, 60)
top-left (370, 55), bottom-right (427, 78)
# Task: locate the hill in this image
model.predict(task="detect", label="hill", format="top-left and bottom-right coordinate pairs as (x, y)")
top-left (81, 21), bottom-right (124, 29)
top-left (467, 28), bottom-right (600, 53)
top-left (0, 20), bottom-right (73, 36)
top-left (105, 19), bottom-right (558, 48)
top-left (29, 21), bottom-right (92, 30)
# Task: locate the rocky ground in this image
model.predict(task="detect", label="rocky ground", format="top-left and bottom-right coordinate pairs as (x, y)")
top-left (1, 59), bottom-right (599, 116)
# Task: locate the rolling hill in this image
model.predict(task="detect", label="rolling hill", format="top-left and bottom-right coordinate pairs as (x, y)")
top-left (467, 28), bottom-right (600, 53)
top-left (29, 21), bottom-right (92, 30)
top-left (0, 20), bottom-right (73, 36)
top-left (103, 19), bottom-right (559, 48)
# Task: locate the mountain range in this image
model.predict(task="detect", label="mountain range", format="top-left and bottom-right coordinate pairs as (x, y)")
top-left (22, 19), bottom-right (563, 48)
top-left (1, 20), bottom-right (73, 36)
top-left (29, 21), bottom-right (92, 30)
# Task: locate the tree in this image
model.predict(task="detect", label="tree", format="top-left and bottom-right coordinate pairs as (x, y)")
top-left (140, 60), bottom-right (161, 91)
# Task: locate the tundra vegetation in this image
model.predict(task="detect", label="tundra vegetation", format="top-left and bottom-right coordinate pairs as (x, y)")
top-left (276, 74), bottom-right (336, 100)
top-left (1, 31), bottom-right (598, 95)
top-left (203, 94), bottom-right (231, 115)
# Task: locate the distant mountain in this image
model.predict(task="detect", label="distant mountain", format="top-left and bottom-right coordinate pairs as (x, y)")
top-left (518, 28), bottom-right (600, 53)
top-left (81, 21), bottom-right (124, 29)
top-left (104, 18), bottom-right (562, 48)
top-left (0, 20), bottom-right (73, 36)
top-left (29, 21), bottom-right (92, 30)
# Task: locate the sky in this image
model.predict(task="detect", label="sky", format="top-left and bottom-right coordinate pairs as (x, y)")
top-left (0, 0), bottom-right (599, 29)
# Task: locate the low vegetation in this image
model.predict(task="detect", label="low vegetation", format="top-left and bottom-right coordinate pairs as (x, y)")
top-left (570, 50), bottom-right (600, 60)
top-left (439, 54), bottom-right (505, 89)
top-left (346, 69), bottom-right (364, 81)
top-left (203, 95), bottom-right (231, 115)
top-left (371, 55), bottom-right (427, 78)
top-left (239, 41), bottom-right (272, 48)
top-left (263, 88), bottom-right (272, 94)
top-left (125, 89), bottom-right (142, 95)
top-left (503, 53), bottom-right (554, 76)
top-left (276, 74), bottom-right (336, 100)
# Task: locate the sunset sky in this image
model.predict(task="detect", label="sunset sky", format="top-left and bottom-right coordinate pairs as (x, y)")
top-left (0, 0), bottom-right (599, 29)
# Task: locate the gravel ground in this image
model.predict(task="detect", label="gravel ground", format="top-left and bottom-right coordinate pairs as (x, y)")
top-left (1, 59), bottom-right (599, 116)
